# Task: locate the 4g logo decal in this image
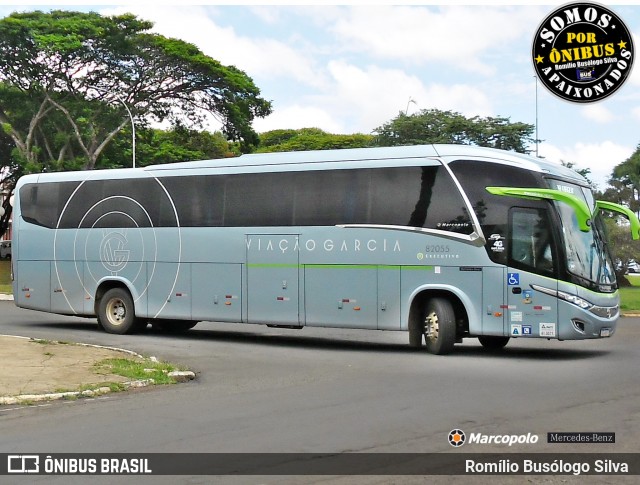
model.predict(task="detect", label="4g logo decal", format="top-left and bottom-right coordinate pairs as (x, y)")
top-left (532, 2), bottom-right (634, 103)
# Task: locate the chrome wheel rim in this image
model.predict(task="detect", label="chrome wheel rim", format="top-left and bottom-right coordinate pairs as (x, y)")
top-left (425, 311), bottom-right (439, 342)
top-left (105, 298), bottom-right (127, 327)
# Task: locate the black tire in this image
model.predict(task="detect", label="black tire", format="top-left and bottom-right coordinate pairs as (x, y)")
top-left (423, 297), bottom-right (456, 355)
top-left (408, 305), bottom-right (423, 348)
top-left (478, 336), bottom-right (510, 350)
top-left (97, 287), bottom-right (138, 335)
top-left (409, 327), bottom-right (423, 348)
top-left (151, 320), bottom-right (198, 332)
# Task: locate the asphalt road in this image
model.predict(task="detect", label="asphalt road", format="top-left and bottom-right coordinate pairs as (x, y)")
top-left (1, 301), bottom-right (639, 484)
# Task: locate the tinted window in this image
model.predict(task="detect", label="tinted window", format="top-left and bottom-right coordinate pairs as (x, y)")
top-left (450, 159), bottom-right (548, 264)
top-left (19, 166), bottom-right (473, 234)
top-left (20, 179), bottom-right (179, 229)
top-left (162, 176), bottom-right (225, 227)
top-left (510, 207), bottom-right (556, 276)
top-left (20, 181), bottom-right (80, 228)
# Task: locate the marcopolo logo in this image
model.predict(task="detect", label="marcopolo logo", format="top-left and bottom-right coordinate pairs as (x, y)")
top-left (448, 429), bottom-right (466, 447)
top-left (449, 430), bottom-right (539, 447)
top-left (532, 2), bottom-right (634, 103)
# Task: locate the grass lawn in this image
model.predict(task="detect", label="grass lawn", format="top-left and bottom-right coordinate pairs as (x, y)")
top-left (621, 275), bottom-right (640, 312)
top-left (625, 273), bottom-right (640, 287)
top-left (0, 260), bottom-right (11, 294)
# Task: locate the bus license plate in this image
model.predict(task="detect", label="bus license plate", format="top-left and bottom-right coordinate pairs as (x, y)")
top-left (600, 328), bottom-right (611, 337)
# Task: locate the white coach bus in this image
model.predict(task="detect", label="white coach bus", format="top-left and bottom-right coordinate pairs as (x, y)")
top-left (10, 144), bottom-right (638, 354)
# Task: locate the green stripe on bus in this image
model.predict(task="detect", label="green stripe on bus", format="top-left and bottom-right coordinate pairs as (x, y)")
top-left (247, 264), bottom-right (434, 271)
top-left (247, 264), bottom-right (300, 269)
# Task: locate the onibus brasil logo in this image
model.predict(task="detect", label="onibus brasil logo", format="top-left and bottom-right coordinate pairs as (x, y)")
top-left (532, 2), bottom-right (634, 103)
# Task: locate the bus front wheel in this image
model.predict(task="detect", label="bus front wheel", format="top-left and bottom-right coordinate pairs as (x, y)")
top-left (423, 297), bottom-right (456, 355)
top-left (97, 288), bottom-right (137, 335)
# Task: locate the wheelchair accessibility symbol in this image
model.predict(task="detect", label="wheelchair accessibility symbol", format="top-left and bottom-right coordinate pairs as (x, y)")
top-left (507, 273), bottom-right (520, 286)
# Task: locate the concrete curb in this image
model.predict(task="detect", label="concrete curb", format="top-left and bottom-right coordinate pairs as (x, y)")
top-left (0, 294), bottom-right (13, 301)
top-left (0, 381), bottom-right (154, 406)
top-left (0, 335), bottom-right (195, 406)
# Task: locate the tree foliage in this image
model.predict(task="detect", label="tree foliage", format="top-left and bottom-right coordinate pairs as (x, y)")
top-left (101, 126), bottom-right (237, 168)
top-left (606, 143), bottom-right (640, 217)
top-left (0, 9), bottom-right (272, 172)
top-left (373, 109), bottom-right (534, 153)
top-left (601, 218), bottom-right (636, 286)
top-left (256, 128), bottom-right (374, 153)
top-left (0, 129), bottom-right (21, 238)
top-left (0, 9), bottom-right (272, 238)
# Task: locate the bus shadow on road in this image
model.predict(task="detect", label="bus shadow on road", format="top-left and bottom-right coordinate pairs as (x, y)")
top-left (452, 343), bottom-right (610, 361)
top-left (24, 320), bottom-right (613, 361)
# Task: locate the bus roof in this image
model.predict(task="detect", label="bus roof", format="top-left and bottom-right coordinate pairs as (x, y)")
top-left (144, 144), bottom-right (586, 184)
top-left (18, 144), bottom-right (588, 186)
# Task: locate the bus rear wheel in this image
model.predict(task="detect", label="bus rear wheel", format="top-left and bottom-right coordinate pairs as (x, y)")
top-left (97, 288), bottom-right (137, 335)
top-left (478, 336), bottom-right (510, 350)
top-left (423, 297), bottom-right (456, 355)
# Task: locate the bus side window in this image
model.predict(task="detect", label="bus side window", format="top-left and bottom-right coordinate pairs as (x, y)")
top-left (509, 207), bottom-right (556, 276)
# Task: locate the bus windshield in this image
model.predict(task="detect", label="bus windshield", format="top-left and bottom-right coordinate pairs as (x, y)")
top-left (549, 181), bottom-right (616, 290)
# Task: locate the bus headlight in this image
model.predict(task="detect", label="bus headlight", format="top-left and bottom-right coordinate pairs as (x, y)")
top-left (531, 284), bottom-right (618, 318)
top-left (557, 291), bottom-right (592, 310)
top-left (531, 284), bottom-right (593, 310)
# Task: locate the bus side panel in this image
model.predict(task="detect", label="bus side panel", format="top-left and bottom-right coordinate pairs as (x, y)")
top-left (246, 235), bottom-right (300, 325)
top-left (51, 261), bottom-right (85, 315)
top-left (378, 266), bottom-right (401, 330)
top-left (304, 266), bottom-right (377, 329)
top-left (192, 263), bottom-right (242, 322)
top-left (147, 262), bottom-right (191, 320)
top-left (481, 266), bottom-right (506, 336)
top-left (15, 260), bottom-right (51, 311)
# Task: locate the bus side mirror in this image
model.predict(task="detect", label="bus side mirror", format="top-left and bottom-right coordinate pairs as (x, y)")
top-left (485, 186), bottom-right (592, 232)
top-left (595, 200), bottom-right (640, 240)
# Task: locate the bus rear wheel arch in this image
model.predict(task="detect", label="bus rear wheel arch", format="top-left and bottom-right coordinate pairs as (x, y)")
top-left (96, 286), bottom-right (139, 335)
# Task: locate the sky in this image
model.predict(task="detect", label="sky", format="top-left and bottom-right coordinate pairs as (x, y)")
top-left (1, 1), bottom-right (640, 189)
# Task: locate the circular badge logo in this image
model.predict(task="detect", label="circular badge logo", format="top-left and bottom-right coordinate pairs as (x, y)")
top-left (448, 429), bottom-right (466, 447)
top-left (532, 2), bottom-right (634, 103)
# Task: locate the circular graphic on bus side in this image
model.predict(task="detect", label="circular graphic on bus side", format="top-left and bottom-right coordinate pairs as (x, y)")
top-left (532, 2), bottom-right (634, 103)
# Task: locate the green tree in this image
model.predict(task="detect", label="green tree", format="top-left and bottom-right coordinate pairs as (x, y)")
top-left (373, 109), bottom-right (534, 153)
top-left (256, 128), bottom-right (374, 153)
top-left (602, 218), bottom-right (637, 286)
top-left (0, 129), bottom-right (21, 239)
top-left (607, 143), bottom-right (640, 218)
top-left (561, 160), bottom-right (596, 189)
top-left (0, 10), bottom-right (272, 173)
top-left (101, 126), bottom-right (237, 168)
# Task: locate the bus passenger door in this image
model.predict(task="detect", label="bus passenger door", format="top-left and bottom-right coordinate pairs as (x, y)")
top-left (246, 235), bottom-right (300, 326)
top-left (506, 207), bottom-right (559, 339)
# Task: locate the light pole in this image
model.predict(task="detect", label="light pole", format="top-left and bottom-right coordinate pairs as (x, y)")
top-left (405, 97), bottom-right (417, 115)
top-left (534, 75), bottom-right (540, 158)
top-left (90, 87), bottom-right (136, 168)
